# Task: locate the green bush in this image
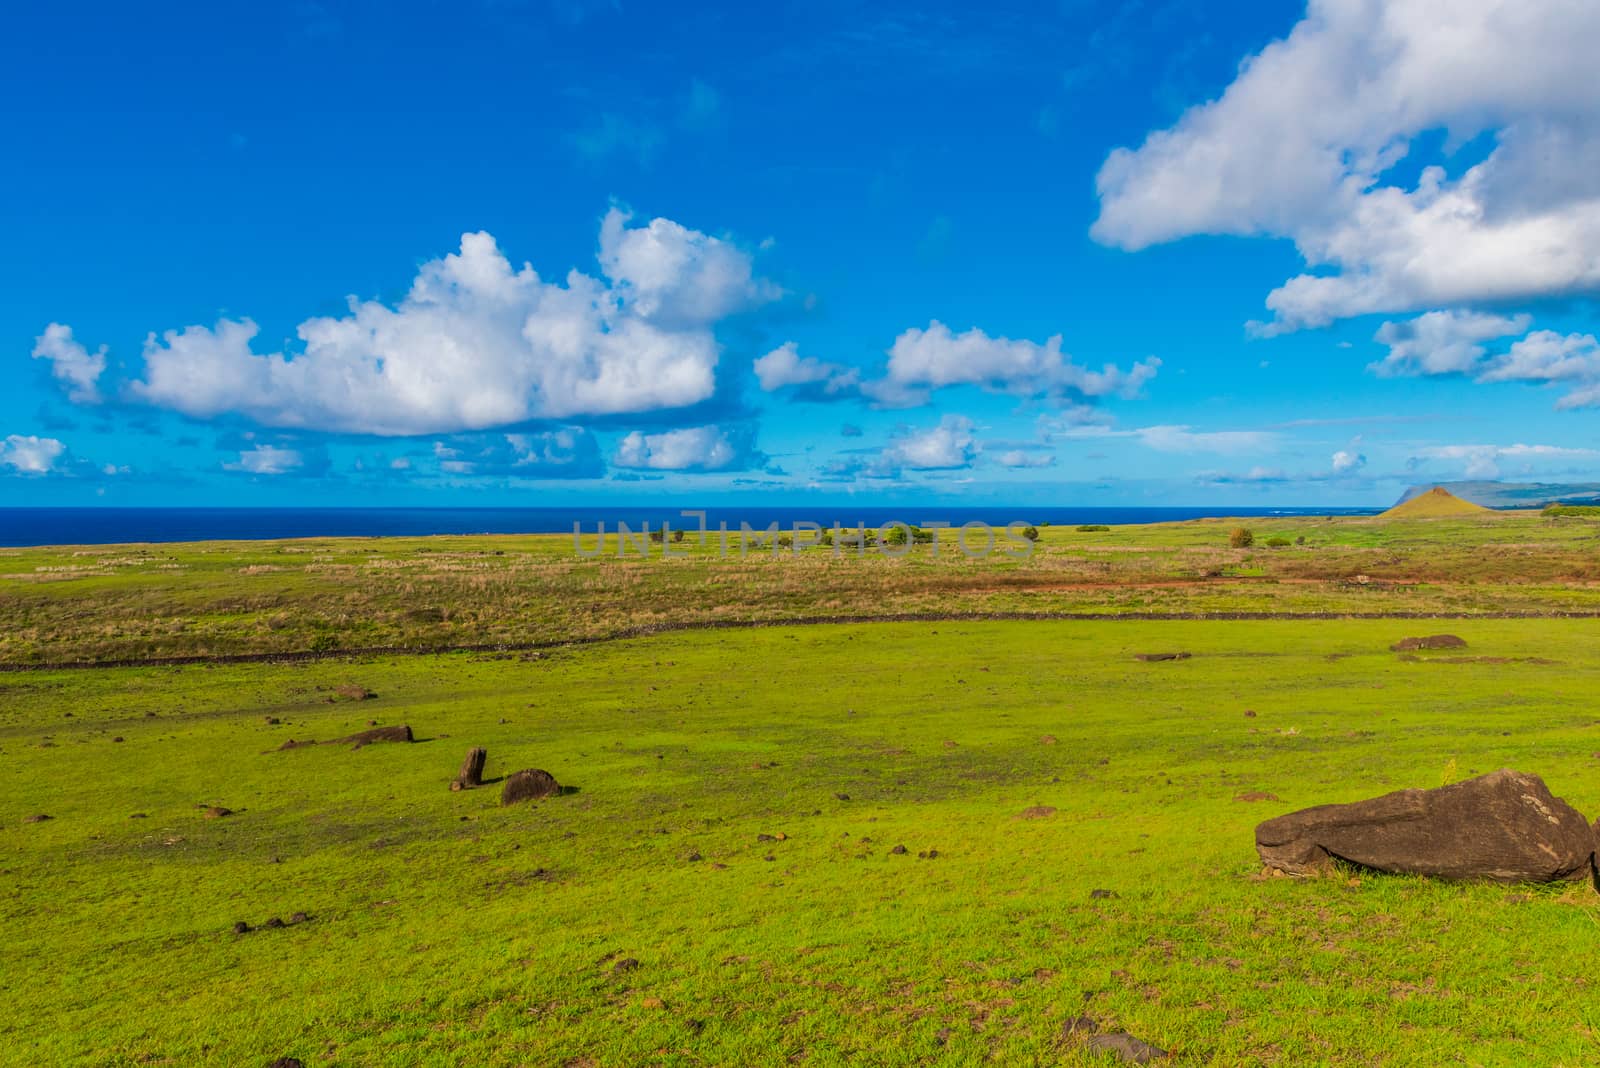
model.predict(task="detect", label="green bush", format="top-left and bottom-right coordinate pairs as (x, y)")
top-left (1543, 504), bottom-right (1600, 517)
top-left (1075, 524), bottom-right (1110, 533)
top-left (1229, 527), bottom-right (1255, 548)
top-left (1264, 535), bottom-right (1292, 548)
top-left (1021, 526), bottom-right (1041, 542)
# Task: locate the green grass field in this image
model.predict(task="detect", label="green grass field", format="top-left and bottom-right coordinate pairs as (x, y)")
top-left (6, 512), bottom-right (1600, 666)
top-left (6, 614), bottom-right (1600, 1065)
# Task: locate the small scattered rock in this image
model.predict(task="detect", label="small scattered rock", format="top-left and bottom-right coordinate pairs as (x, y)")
top-left (203, 806), bottom-right (233, 819)
top-left (1060, 1015), bottom-right (1100, 1037)
top-left (1234, 792), bottom-right (1280, 802)
top-left (1084, 1032), bottom-right (1168, 1063)
top-left (23, 814), bottom-right (52, 824)
top-left (890, 844), bottom-right (908, 855)
top-left (268, 1058), bottom-right (305, 1068)
top-left (501, 768), bottom-right (562, 805)
top-left (232, 921), bottom-right (251, 935)
top-left (264, 717), bottom-right (280, 725)
top-left (290, 912), bottom-right (309, 923)
top-left (685, 851), bottom-right (703, 862)
top-left (1243, 710), bottom-right (1257, 718)
top-left (834, 793), bottom-right (850, 801)
top-left (611, 958), bottom-right (640, 974)
top-left (1040, 734), bottom-right (1058, 745)
top-left (918, 849), bottom-right (940, 860)
top-left (129, 813), bottom-right (147, 819)
top-left (263, 917), bottom-right (285, 929)
top-left (1090, 888), bottom-right (1119, 900)
top-left (112, 737), bottom-right (124, 743)
top-left (1019, 805), bottom-right (1057, 819)
top-left (942, 740), bottom-right (958, 749)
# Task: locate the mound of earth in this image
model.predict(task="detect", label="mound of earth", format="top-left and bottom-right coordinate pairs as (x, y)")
top-left (1379, 486), bottom-right (1492, 519)
top-left (501, 768), bottom-right (562, 804)
top-left (1391, 635), bottom-right (1468, 652)
top-left (1255, 769), bottom-right (1597, 884)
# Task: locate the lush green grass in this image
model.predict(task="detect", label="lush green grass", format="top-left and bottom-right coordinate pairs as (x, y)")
top-left (7, 512), bottom-right (1600, 664)
top-left (5, 619), bottom-right (1600, 1065)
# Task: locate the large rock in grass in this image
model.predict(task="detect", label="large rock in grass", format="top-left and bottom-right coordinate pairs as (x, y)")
top-left (339, 725), bottom-right (412, 749)
top-left (1391, 635), bottom-right (1467, 652)
top-left (501, 769), bottom-right (561, 805)
top-left (1256, 770), bottom-right (1597, 884)
top-left (455, 746), bottom-right (487, 789)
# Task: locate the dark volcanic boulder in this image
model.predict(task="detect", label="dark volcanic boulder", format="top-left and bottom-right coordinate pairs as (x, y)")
top-left (1391, 634), bottom-right (1468, 652)
top-left (456, 746), bottom-right (487, 789)
top-left (339, 725), bottom-right (413, 749)
top-left (501, 768), bottom-right (561, 805)
top-left (1256, 769), bottom-right (1597, 884)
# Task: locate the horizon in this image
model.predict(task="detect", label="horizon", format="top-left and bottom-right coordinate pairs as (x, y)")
top-left (6, 1), bottom-right (1599, 511)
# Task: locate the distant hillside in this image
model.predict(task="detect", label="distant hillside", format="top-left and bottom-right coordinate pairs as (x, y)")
top-left (1380, 486), bottom-right (1492, 518)
top-left (1395, 481), bottom-right (1600, 510)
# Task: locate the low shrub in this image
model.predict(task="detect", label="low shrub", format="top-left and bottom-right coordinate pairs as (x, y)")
top-left (1230, 527), bottom-right (1255, 548)
top-left (1075, 524), bottom-right (1111, 533)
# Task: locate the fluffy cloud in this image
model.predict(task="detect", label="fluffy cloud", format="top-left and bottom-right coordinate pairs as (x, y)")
top-left (1370, 311), bottom-right (1531, 377)
top-left (882, 414), bottom-right (977, 470)
top-left (1480, 331), bottom-right (1600, 410)
top-left (0, 434), bottom-right (66, 474)
top-left (96, 209), bottom-right (777, 436)
top-left (223, 444), bottom-right (304, 475)
top-left (997, 449), bottom-right (1056, 469)
top-left (1330, 449), bottom-right (1367, 475)
top-left (432, 429), bottom-right (603, 479)
top-left (867, 322), bottom-right (1158, 407)
top-left (613, 424), bottom-right (758, 472)
top-left (1413, 443), bottom-right (1600, 479)
top-left (32, 324), bottom-right (106, 403)
top-left (752, 342), bottom-right (861, 398)
top-left (1094, 0), bottom-right (1600, 331)
top-left (1372, 313), bottom-right (1600, 408)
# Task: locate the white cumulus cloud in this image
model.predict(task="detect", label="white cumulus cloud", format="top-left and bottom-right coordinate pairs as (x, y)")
top-left (32, 324), bottom-right (106, 403)
top-left (752, 342), bottom-right (861, 396)
top-left (613, 424), bottom-right (754, 472)
top-left (98, 208), bottom-right (776, 436)
top-left (1371, 310), bottom-right (1533, 377)
top-left (0, 434), bottom-right (66, 474)
top-left (883, 414), bottom-right (977, 470)
top-left (866, 321), bottom-right (1159, 407)
top-left (1094, 0), bottom-right (1600, 331)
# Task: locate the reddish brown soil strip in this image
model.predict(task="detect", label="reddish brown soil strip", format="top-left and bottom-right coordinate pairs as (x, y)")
top-left (5, 609), bottom-right (1600, 673)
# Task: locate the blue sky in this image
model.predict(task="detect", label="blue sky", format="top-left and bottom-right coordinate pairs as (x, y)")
top-left (5, 0), bottom-right (1600, 507)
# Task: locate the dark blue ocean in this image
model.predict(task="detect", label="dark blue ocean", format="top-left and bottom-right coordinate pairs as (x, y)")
top-left (0, 506), bottom-right (1380, 548)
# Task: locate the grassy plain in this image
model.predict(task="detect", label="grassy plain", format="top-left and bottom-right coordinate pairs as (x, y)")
top-left (4, 513), bottom-right (1600, 1065)
top-left (5, 511), bottom-right (1600, 666)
